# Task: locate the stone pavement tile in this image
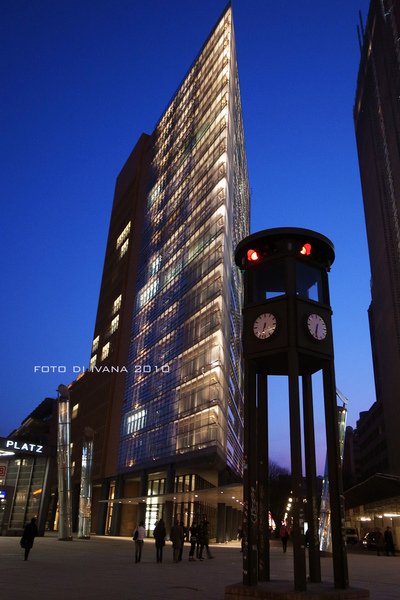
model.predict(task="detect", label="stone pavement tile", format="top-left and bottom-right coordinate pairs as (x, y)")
top-left (0, 535), bottom-right (398, 600)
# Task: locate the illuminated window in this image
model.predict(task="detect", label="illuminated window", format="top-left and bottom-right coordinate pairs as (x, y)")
top-left (139, 279), bottom-right (160, 307)
top-left (72, 404), bottom-right (79, 419)
top-left (92, 336), bottom-right (99, 353)
top-left (113, 295), bottom-right (122, 314)
top-left (150, 256), bottom-right (162, 277)
top-left (110, 315), bottom-right (119, 335)
top-left (116, 222), bottom-right (131, 249)
top-left (127, 409), bottom-right (147, 434)
top-left (101, 342), bottom-right (110, 361)
top-left (90, 355), bottom-right (97, 369)
top-left (120, 239), bottom-right (129, 258)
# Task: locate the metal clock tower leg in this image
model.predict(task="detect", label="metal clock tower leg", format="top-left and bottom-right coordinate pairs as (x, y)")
top-left (257, 373), bottom-right (269, 582)
top-left (322, 361), bottom-right (349, 589)
top-left (302, 373), bottom-right (321, 583)
top-left (243, 358), bottom-right (258, 586)
top-left (288, 348), bottom-right (307, 592)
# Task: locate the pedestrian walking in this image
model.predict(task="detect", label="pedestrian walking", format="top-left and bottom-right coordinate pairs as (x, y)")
top-left (198, 516), bottom-right (213, 560)
top-left (21, 517), bottom-right (38, 561)
top-left (153, 518), bottom-right (166, 563)
top-left (384, 526), bottom-right (395, 556)
top-left (170, 519), bottom-right (184, 563)
top-left (280, 523), bottom-right (290, 553)
top-left (188, 522), bottom-right (198, 561)
top-left (133, 520), bottom-right (146, 563)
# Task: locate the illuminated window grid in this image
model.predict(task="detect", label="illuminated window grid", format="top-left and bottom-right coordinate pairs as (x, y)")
top-left (124, 359), bottom-right (181, 412)
top-left (179, 375), bottom-right (219, 415)
top-left (149, 82), bottom-right (228, 212)
top-left (153, 107), bottom-right (227, 191)
top-left (133, 238), bottom-right (223, 341)
top-left (148, 138), bottom-right (227, 226)
top-left (116, 222), bottom-right (131, 249)
top-left (101, 342), bottom-right (110, 361)
top-left (142, 182), bottom-right (226, 279)
top-left (120, 421), bottom-right (178, 466)
top-left (119, 7), bottom-right (248, 472)
top-left (92, 335), bottom-right (99, 353)
top-left (110, 315), bottom-right (119, 336)
top-left (113, 294), bottom-right (122, 314)
top-left (123, 268), bottom-right (225, 450)
top-left (119, 238), bottom-right (129, 258)
top-left (156, 33), bottom-right (229, 158)
top-left (127, 409), bottom-right (146, 434)
top-left (129, 301), bottom-right (222, 381)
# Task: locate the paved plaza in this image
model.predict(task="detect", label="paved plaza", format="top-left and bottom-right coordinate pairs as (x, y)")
top-left (0, 534), bottom-right (398, 600)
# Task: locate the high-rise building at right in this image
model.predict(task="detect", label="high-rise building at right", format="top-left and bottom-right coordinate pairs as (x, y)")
top-left (354, 0), bottom-right (400, 476)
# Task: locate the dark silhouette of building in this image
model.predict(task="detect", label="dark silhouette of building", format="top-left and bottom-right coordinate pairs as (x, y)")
top-left (342, 426), bottom-right (361, 491)
top-left (354, 0), bottom-right (400, 476)
top-left (67, 133), bottom-right (152, 533)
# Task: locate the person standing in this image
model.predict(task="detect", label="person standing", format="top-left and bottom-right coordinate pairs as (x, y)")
top-left (170, 519), bottom-right (184, 563)
top-left (237, 525), bottom-right (244, 552)
top-left (384, 526), bottom-right (395, 556)
top-left (133, 520), bottom-right (146, 563)
top-left (153, 519), bottom-right (166, 563)
top-left (188, 522), bottom-right (198, 561)
top-left (22, 517), bottom-right (38, 561)
top-left (376, 528), bottom-right (384, 556)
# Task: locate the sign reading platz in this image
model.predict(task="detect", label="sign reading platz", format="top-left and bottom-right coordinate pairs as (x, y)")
top-left (4, 440), bottom-right (43, 454)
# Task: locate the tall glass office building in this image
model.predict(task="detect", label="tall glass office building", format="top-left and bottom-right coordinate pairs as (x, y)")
top-left (117, 3), bottom-right (249, 497)
top-left (67, 3), bottom-right (249, 539)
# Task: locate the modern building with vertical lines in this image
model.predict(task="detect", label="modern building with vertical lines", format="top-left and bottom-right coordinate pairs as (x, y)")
top-left (66, 2), bottom-right (250, 539)
top-left (354, 0), bottom-right (400, 477)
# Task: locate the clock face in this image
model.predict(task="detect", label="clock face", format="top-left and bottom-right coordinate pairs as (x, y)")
top-left (307, 313), bottom-right (327, 340)
top-left (253, 313), bottom-right (277, 339)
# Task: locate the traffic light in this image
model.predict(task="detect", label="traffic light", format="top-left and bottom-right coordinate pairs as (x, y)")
top-left (300, 243), bottom-right (312, 256)
top-left (247, 249), bottom-right (259, 262)
top-left (235, 229), bottom-right (335, 274)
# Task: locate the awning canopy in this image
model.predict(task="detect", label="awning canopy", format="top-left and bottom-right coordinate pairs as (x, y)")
top-left (345, 473), bottom-right (400, 509)
top-left (99, 482), bottom-right (244, 509)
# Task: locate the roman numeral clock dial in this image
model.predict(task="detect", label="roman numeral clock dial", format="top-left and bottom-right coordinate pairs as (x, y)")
top-left (253, 313), bottom-right (277, 339)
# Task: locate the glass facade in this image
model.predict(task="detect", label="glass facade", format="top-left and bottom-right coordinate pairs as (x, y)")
top-left (3, 456), bottom-right (47, 530)
top-left (117, 6), bottom-right (249, 477)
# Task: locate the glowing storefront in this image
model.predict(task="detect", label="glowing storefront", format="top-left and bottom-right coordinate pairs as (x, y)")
top-left (0, 437), bottom-right (55, 536)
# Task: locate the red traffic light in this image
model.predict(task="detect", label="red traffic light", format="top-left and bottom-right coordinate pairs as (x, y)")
top-left (247, 249), bottom-right (259, 261)
top-left (300, 243), bottom-right (312, 256)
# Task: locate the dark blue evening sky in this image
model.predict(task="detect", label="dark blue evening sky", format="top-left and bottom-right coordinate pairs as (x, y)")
top-left (1, 0), bottom-right (372, 473)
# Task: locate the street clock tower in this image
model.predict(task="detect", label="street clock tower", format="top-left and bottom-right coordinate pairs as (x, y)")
top-left (235, 227), bottom-right (348, 593)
